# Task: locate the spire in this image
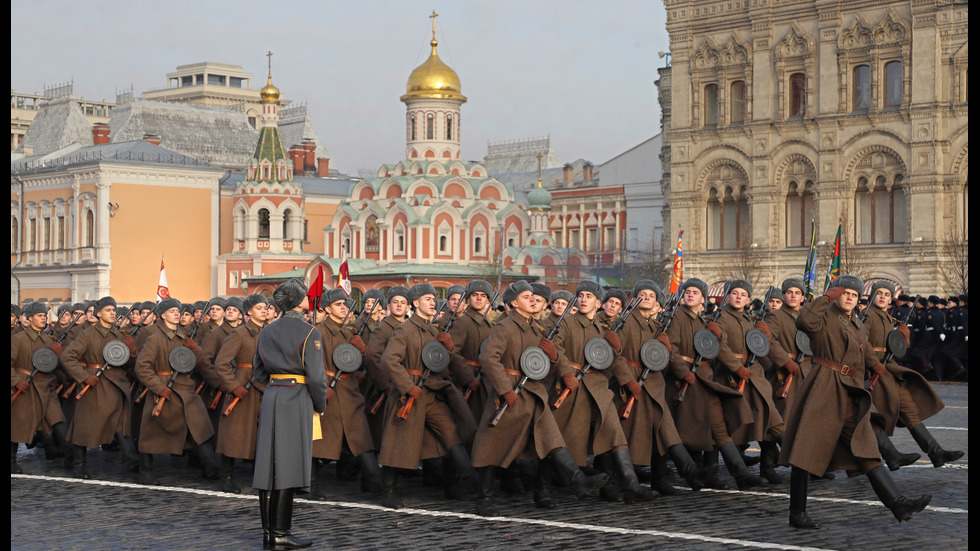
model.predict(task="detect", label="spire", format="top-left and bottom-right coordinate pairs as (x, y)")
top-left (260, 51), bottom-right (281, 104)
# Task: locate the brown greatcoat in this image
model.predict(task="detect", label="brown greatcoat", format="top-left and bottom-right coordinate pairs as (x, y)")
top-left (764, 306), bottom-right (812, 418)
top-left (377, 313), bottom-right (476, 470)
top-left (864, 305), bottom-right (943, 434)
top-left (614, 308), bottom-right (682, 464)
top-left (664, 306), bottom-right (747, 451)
top-left (715, 306), bottom-right (783, 443)
top-left (313, 317), bottom-right (374, 459)
top-left (448, 307), bottom-right (495, 428)
top-left (197, 321), bottom-right (237, 429)
top-left (471, 311), bottom-right (566, 468)
top-left (551, 311), bottom-right (629, 466)
top-left (134, 326), bottom-right (214, 454)
top-left (362, 314), bottom-right (404, 449)
top-left (62, 324), bottom-right (135, 447)
top-left (212, 320), bottom-right (266, 459)
top-left (778, 295), bottom-right (882, 475)
top-left (11, 329), bottom-right (66, 442)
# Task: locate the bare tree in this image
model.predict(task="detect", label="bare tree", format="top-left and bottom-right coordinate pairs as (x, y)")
top-left (937, 223), bottom-right (969, 295)
top-left (718, 241), bottom-right (767, 295)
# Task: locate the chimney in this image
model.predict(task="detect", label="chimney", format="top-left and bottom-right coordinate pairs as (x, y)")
top-left (317, 157), bottom-right (330, 178)
top-left (563, 163), bottom-right (573, 185)
top-left (583, 162), bottom-right (594, 184)
top-left (142, 134), bottom-right (161, 146)
top-left (92, 124), bottom-right (111, 145)
top-left (302, 139), bottom-right (316, 174)
top-left (289, 145), bottom-right (306, 176)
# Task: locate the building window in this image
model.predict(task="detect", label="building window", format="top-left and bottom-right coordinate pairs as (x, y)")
top-left (426, 113), bottom-right (434, 140)
top-left (553, 229), bottom-right (562, 247)
top-left (704, 84), bottom-right (719, 126)
top-left (12, 217), bottom-right (18, 252)
top-left (569, 229), bottom-right (580, 249)
top-left (438, 222), bottom-right (451, 254)
top-left (707, 187), bottom-right (748, 250)
top-left (856, 176), bottom-right (906, 244)
top-left (604, 226), bottom-right (615, 251)
top-left (785, 181), bottom-right (815, 247)
top-left (395, 223), bottom-right (406, 255)
top-left (84, 210), bottom-right (94, 247)
top-left (884, 61), bottom-right (902, 107)
top-left (853, 65), bottom-right (871, 111)
top-left (282, 209), bottom-right (292, 240)
top-left (258, 208), bottom-right (270, 239)
top-left (730, 81), bottom-right (746, 124)
top-left (43, 217), bottom-right (51, 250)
top-left (410, 113), bottom-right (417, 141)
top-left (446, 114), bottom-right (453, 140)
top-left (789, 73), bottom-right (806, 117)
top-left (57, 216), bottom-right (65, 249)
top-left (365, 216), bottom-right (379, 252)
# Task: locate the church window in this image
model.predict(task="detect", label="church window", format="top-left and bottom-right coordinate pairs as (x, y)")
top-left (282, 209), bottom-right (292, 239)
top-left (426, 113), bottom-right (434, 140)
top-left (789, 73), bottom-right (806, 117)
top-left (410, 114), bottom-right (417, 141)
top-left (604, 226), bottom-right (615, 251)
top-left (853, 65), bottom-right (871, 111)
top-left (84, 210), bottom-right (94, 247)
top-left (446, 114), bottom-right (453, 140)
top-left (473, 224), bottom-right (487, 256)
top-left (704, 84), bottom-right (719, 127)
top-left (395, 223), bottom-right (406, 255)
top-left (884, 61), bottom-right (902, 107)
top-left (730, 81), bottom-right (746, 124)
top-left (258, 208), bottom-right (270, 239)
top-left (569, 229), bottom-right (580, 249)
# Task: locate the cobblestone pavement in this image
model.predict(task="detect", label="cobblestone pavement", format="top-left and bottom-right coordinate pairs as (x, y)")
top-left (12, 382), bottom-right (967, 551)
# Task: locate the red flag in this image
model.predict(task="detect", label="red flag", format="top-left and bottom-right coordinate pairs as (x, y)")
top-left (338, 245), bottom-right (351, 296)
top-left (156, 255), bottom-right (170, 301)
top-left (669, 231), bottom-right (683, 295)
top-left (307, 265), bottom-right (324, 311)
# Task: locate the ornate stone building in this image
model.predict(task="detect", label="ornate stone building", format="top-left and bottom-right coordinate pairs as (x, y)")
top-left (660, 0), bottom-right (968, 295)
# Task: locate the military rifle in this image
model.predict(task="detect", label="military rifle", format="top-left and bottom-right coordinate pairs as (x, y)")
top-left (675, 292), bottom-right (729, 403)
top-left (867, 294), bottom-right (920, 391)
top-left (620, 293), bottom-right (680, 419)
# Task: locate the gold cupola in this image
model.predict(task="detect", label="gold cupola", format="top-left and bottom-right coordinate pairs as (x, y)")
top-left (401, 13), bottom-right (467, 103)
top-left (260, 51), bottom-right (281, 104)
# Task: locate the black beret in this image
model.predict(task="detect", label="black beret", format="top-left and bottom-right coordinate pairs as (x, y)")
top-left (96, 296), bottom-right (117, 312)
top-left (464, 279), bottom-right (493, 299)
top-left (575, 281), bottom-right (603, 302)
top-left (781, 278), bottom-right (806, 294)
top-left (446, 285), bottom-right (465, 299)
top-left (831, 275), bottom-right (864, 295)
top-left (530, 283), bottom-right (552, 301)
top-left (324, 288), bottom-right (348, 306)
top-left (679, 278), bottom-right (709, 299)
top-left (550, 290), bottom-right (574, 304)
top-left (727, 279), bottom-right (753, 297)
top-left (503, 281), bottom-right (533, 306)
top-left (23, 302), bottom-right (48, 317)
top-left (603, 288), bottom-right (627, 305)
top-left (243, 294), bottom-right (267, 313)
top-left (274, 279), bottom-right (308, 312)
top-left (387, 286), bottom-right (410, 302)
top-left (869, 281), bottom-right (896, 298)
top-left (155, 298), bottom-right (181, 316)
top-left (409, 283), bottom-right (437, 303)
top-left (224, 297), bottom-right (244, 314)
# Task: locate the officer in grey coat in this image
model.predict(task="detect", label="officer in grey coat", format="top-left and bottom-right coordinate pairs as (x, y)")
top-left (251, 278), bottom-right (328, 550)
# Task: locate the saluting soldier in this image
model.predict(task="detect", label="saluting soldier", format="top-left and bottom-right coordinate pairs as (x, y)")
top-left (211, 294), bottom-right (270, 493)
top-left (134, 298), bottom-right (217, 484)
top-left (251, 279), bottom-right (327, 550)
top-left (11, 302), bottom-right (70, 473)
top-left (60, 297), bottom-right (139, 478)
top-left (781, 275), bottom-right (931, 528)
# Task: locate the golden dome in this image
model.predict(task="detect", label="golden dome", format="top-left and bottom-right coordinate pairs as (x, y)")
top-left (401, 39), bottom-right (467, 102)
top-left (260, 76), bottom-right (281, 104)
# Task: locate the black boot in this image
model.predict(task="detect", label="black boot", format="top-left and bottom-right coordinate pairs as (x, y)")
top-left (788, 467), bottom-right (820, 529)
top-left (258, 489), bottom-right (271, 549)
top-left (719, 442), bottom-right (765, 490)
top-left (549, 448), bottom-right (608, 498)
top-left (876, 431), bottom-right (921, 471)
top-left (194, 442), bottom-right (220, 480)
top-left (139, 453), bottom-right (157, 485)
top-left (307, 463), bottom-right (328, 501)
top-left (335, 450), bottom-right (359, 481)
top-left (500, 463), bottom-right (525, 495)
top-left (595, 453), bottom-right (623, 502)
top-left (445, 444), bottom-right (477, 500)
top-left (268, 489), bottom-right (313, 550)
top-left (759, 441), bottom-right (785, 484)
top-left (421, 457), bottom-right (444, 487)
top-left (866, 465), bottom-right (931, 522)
top-left (380, 466), bottom-right (403, 509)
top-left (908, 424), bottom-right (964, 468)
top-left (739, 443), bottom-right (760, 466)
top-left (610, 449), bottom-right (654, 504)
top-left (700, 449), bottom-right (729, 489)
top-left (72, 445), bottom-right (91, 479)
top-left (668, 445), bottom-right (706, 491)
top-left (357, 451), bottom-right (382, 496)
top-left (649, 453), bottom-right (679, 496)
top-left (11, 442), bottom-right (22, 474)
top-left (39, 430), bottom-right (62, 460)
top-left (533, 459), bottom-right (556, 509)
top-left (220, 455), bottom-right (241, 493)
top-left (474, 466), bottom-right (499, 517)
top-left (116, 431), bottom-right (140, 473)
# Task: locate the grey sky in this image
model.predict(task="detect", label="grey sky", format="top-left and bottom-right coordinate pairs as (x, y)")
top-left (11, 0), bottom-right (671, 176)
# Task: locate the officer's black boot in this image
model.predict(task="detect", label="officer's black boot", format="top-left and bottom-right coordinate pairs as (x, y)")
top-left (668, 444), bottom-right (706, 491)
top-left (258, 489), bottom-right (271, 549)
top-left (759, 441), bottom-right (785, 484)
top-left (194, 442), bottom-right (220, 480)
top-left (876, 431), bottom-right (921, 471)
top-left (51, 423), bottom-right (72, 465)
top-left (719, 442), bottom-right (765, 490)
top-left (380, 466), bottom-right (403, 509)
top-left (115, 431), bottom-right (140, 473)
top-left (908, 424), bottom-right (964, 468)
top-left (445, 444), bottom-right (477, 500)
top-left (268, 488), bottom-right (312, 550)
top-left (595, 453), bottom-right (623, 502)
top-left (788, 467), bottom-right (820, 529)
top-left (650, 452), bottom-right (679, 496)
top-left (11, 442), bottom-right (22, 474)
top-left (533, 459), bottom-right (556, 509)
top-left (739, 443), bottom-right (760, 466)
top-left (220, 455), bottom-right (241, 493)
top-left (39, 430), bottom-right (62, 460)
top-left (866, 465), bottom-right (931, 522)
top-left (611, 448), bottom-right (654, 504)
top-left (335, 450), bottom-right (359, 481)
top-left (474, 466), bottom-right (499, 517)
top-left (700, 448), bottom-right (729, 489)
top-left (548, 448), bottom-right (608, 498)
top-left (139, 453), bottom-right (157, 485)
top-left (500, 463), bottom-right (525, 495)
top-left (307, 462), bottom-right (327, 501)
top-left (357, 451), bottom-right (382, 496)
top-left (72, 444), bottom-right (91, 479)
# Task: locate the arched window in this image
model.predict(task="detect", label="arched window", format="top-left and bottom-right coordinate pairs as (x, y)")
top-left (410, 113), bottom-right (417, 141)
top-left (43, 216), bottom-right (51, 250)
top-left (11, 217), bottom-right (18, 252)
top-left (426, 113), bottom-right (434, 140)
top-left (789, 73), bottom-right (806, 117)
top-left (786, 181), bottom-right (815, 247)
top-left (258, 208), bottom-right (270, 239)
top-left (853, 65), bottom-right (871, 111)
top-left (707, 186), bottom-right (748, 250)
top-left (445, 114), bottom-right (453, 140)
top-left (84, 210), bottom-right (94, 247)
top-left (730, 81), bottom-right (746, 124)
top-left (57, 215), bottom-right (65, 249)
top-left (282, 209), bottom-right (292, 239)
top-left (437, 221), bottom-right (451, 255)
top-left (856, 176), bottom-right (905, 244)
top-left (704, 84), bottom-right (719, 126)
top-left (884, 61), bottom-right (903, 107)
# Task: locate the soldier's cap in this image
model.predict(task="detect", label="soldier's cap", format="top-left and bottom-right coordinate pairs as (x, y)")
top-left (575, 281), bottom-right (604, 302)
top-left (273, 278), bottom-right (308, 312)
top-left (830, 274), bottom-right (864, 295)
top-left (781, 278), bottom-right (806, 294)
top-left (550, 290), bottom-right (574, 305)
top-left (179, 304), bottom-right (195, 316)
top-left (464, 279), bottom-right (493, 299)
top-left (858, 298), bottom-right (868, 305)
top-left (192, 300), bottom-right (207, 313)
top-left (208, 297), bottom-right (227, 310)
top-left (84, 300), bottom-right (98, 311)
top-left (446, 285), bottom-right (465, 299)
top-left (96, 296), bottom-right (117, 312)
top-left (959, 294), bottom-right (967, 304)
top-left (503, 281), bottom-right (533, 306)
top-left (363, 289), bottom-right (387, 309)
top-left (928, 295), bottom-right (941, 305)
top-left (679, 278), bottom-right (709, 300)
top-left (155, 298), bottom-right (181, 316)
top-left (243, 294), bottom-right (268, 314)
top-left (530, 283), bottom-right (552, 301)
top-left (938, 298), bottom-right (948, 306)
top-left (948, 296), bottom-right (959, 304)
top-left (135, 301), bottom-right (151, 313)
top-left (387, 286), bottom-right (410, 303)
top-left (11, 304), bottom-right (22, 316)
top-left (322, 288), bottom-right (348, 307)
top-left (727, 279), bottom-right (753, 297)
top-left (632, 280), bottom-right (663, 304)
top-left (23, 302), bottom-right (48, 317)
top-left (898, 294), bottom-right (911, 302)
top-left (116, 306), bottom-right (131, 318)
top-left (766, 287), bottom-right (782, 301)
top-left (916, 297), bottom-right (929, 307)
top-left (750, 298), bottom-right (765, 311)
top-left (869, 280), bottom-right (896, 298)
top-left (603, 288), bottom-right (627, 305)
top-left (345, 297), bottom-right (356, 310)
top-left (224, 297), bottom-right (245, 314)
top-left (409, 282), bottom-right (437, 303)
top-left (71, 302), bottom-right (86, 313)
top-left (57, 304), bottom-right (72, 316)
top-left (436, 300), bottom-right (448, 313)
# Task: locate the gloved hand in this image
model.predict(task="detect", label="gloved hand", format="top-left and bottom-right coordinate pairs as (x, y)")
top-left (407, 386), bottom-right (422, 399)
top-left (706, 322), bottom-right (722, 339)
top-left (870, 362), bottom-right (886, 376)
top-left (121, 335), bottom-right (137, 356)
top-left (734, 366), bottom-right (752, 380)
top-left (784, 359), bottom-right (800, 375)
top-left (158, 388), bottom-right (172, 400)
top-left (183, 338), bottom-right (199, 352)
top-left (754, 321), bottom-right (771, 339)
top-left (325, 387), bottom-right (335, 402)
top-left (603, 331), bottom-right (622, 353)
top-left (539, 339), bottom-right (558, 362)
top-left (47, 342), bottom-right (63, 357)
top-left (356, 372), bottom-right (366, 383)
top-left (561, 373), bottom-right (579, 392)
top-left (682, 372), bottom-right (697, 386)
top-left (502, 390), bottom-right (518, 407)
top-left (625, 379), bottom-right (642, 397)
top-left (349, 335), bottom-right (367, 354)
top-left (14, 380), bottom-right (29, 392)
top-left (466, 378), bottom-right (481, 391)
top-left (896, 324), bottom-right (910, 347)
top-left (83, 375), bottom-right (100, 387)
top-left (231, 386), bottom-right (248, 400)
top-left (825, 286), bottom-right (846, 302)
top-left (436, 332), bottom-right (454, 353)
top-left (655, 333), bottom-right (671, 353)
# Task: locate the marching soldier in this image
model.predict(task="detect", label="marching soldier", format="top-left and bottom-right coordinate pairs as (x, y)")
top-left (540, 290), bottom-right (573, 333)
top-left (198, 297), bottom-right (244, 433)
top-left (529, 283), bottom-right (552, 322)
top-left (353, 289), bottom-right (386, 342)
top-left (597, 288), bottom-right (627, 326)
top-left (765, 279), bottom-right (811, 419)
top-left (448, 279), bottom-right (495, 434)
top-left (194, 297), bottom-right (226, 345)
top-left (435, 284), bottom-right (465, 329)
top-left (781, 275), bottom-right (931, 528)
top-left (251, 279), bottom-right (327, 550)
top-left (11, 304), bottom-right (22, 335)
top-left (363, 286), bottom-right (410, 449)
top-left (49, 305), bottom-right (73, 342)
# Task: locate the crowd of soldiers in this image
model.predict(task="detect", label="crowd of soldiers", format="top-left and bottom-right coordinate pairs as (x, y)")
top-left (11, 275), bottom-right (965, 548)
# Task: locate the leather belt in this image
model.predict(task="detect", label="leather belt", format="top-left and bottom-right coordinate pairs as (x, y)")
top-left (813, 357), bottom-right (855, 377)
top-left (466, 360), bottom-right (481, 368)
top-left (406, 369), bottom-right (424, 376)
top-left (156, 371), bottom-right (173, 376)
top-left (569, 362), bottom-right (584, 371)
top-left (325, 370), bottom-right (353, 380)
top-left (17, 367), bottom-right (33, 376)
top-left (270, 374), bottom-right (306, 384)
top-left (680, 355), bottom-right (709, 367)
top-left (83, 363), bottom-right (104, 369)
top-left (626, 360), bottom-right (643, 369)
top-left (504, 368), bottom-right (521, 377)
top-left (733, 353), bottom-right (748, 360)
top-left (871, 347), bottom-right (887, 353)
top-left (237, 363), bottom-right (253, 369)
